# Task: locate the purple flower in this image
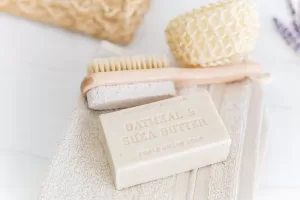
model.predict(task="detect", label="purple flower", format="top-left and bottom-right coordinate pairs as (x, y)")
top-left (273, 17), bottom-right (297, 45)
top-left (286, 0), bottom-right (300, 35)
top-left (272, 1), bottom-right (300, 53)
top-left (287, 0), bottom-right (296, 16)
top-left (293, 42), bottom-right (300, 52)
top-left (292, 20), bottom-right (300, 35)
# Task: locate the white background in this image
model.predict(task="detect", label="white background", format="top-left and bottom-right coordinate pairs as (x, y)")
top-left (0, 0), bottom-right (300, 199)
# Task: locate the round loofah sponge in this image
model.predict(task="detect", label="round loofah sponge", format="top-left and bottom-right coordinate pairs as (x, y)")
top-left (165, 0), bottom-right (259, 68)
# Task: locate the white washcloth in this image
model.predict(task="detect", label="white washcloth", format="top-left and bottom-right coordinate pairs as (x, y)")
top-left (40, 80), bottom-right (268, 200)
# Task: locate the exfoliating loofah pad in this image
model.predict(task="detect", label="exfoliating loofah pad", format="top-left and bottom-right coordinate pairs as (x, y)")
top-left (0, 0), bottom-right (150, 44)
top-left (165, 0), bottom-right (259, 68)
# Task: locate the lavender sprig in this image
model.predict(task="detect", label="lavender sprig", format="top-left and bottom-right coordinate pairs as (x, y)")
top-left (292, 20), bottom-right (300, 35)
top-left (273, 17), bottom-right (300, 52)
top-left (294, 42), bottom-right (300, 52)
top-left (286, 0), bottom-right (300, 35)
top-left (287, 0), bottom-right (296, 16)
top-left (273, 17), bottom-right (296, 44)
top-left (273, 1), bottom-right (300, 53)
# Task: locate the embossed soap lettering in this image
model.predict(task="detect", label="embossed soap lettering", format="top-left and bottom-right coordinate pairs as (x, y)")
top-left (122, 130), bottom-right (157, 145)
top-left (138, 140), bottom-right (185, 157)
top-left (125, 111), bottom-right (184, 132)
top-left (138, 147), bottom-right (161, 157)
top-left (187, 136), bottom-right (204, 144)
top-left (121, 109), bottom-right (208, 146)
top-left (160, 118), bottom-right (208, 136)
top-left (161, 140), bottom-right (185, 150)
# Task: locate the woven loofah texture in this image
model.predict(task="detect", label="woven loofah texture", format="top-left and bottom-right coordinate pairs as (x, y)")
top-left (165, 0), bottom-right (259, 68)
top-left (87, 56), bottom-right (169, 74)
top-left (0, 0), bottom-right (150, 44)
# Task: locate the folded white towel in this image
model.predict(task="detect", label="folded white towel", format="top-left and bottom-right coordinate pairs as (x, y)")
top-left (40, 44), bottom-right (268, 200)
top-left (40, 79), bottom-right (267, 200)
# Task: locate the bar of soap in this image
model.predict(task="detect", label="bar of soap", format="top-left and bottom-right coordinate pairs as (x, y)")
top-left (99, 91), bottom-right (231, 190)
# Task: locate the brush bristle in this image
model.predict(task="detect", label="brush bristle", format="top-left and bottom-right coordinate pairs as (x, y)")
top-left (87, 56), bottom-right (169, 74)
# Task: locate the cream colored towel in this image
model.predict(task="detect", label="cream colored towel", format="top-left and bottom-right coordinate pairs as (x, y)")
top-left (40, 81), bottom-right (267, 200)
top-left (40, 45), bottom-right (268, 200)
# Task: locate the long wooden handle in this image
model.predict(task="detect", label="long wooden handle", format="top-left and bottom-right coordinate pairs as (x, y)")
top-left (81, 60), bottom-right (262, 95)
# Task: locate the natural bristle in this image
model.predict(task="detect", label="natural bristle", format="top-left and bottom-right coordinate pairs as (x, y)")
top-left (87, 56), bottom-right (169, 74)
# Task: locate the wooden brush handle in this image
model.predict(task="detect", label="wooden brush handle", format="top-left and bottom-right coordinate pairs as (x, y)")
top-left (81, 60), bottom-right (262, 95)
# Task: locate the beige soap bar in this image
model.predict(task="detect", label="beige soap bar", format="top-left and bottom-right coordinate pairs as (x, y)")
top-left (99, 91), bottom-right (231, 190)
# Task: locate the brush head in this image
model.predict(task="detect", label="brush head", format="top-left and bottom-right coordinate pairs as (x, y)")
top-left (87, 56), bottom-right (169, 74)
top-left (85, 56), bottom-right (176, 110)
